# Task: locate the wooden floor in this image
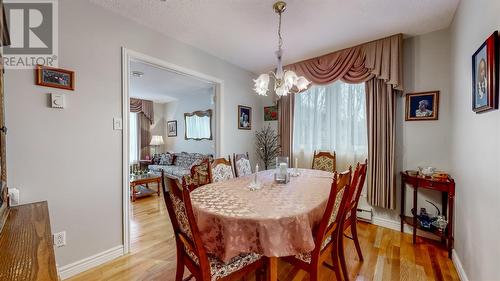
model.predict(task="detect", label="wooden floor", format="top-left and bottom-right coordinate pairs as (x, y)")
top-left (68, 193), bottom-right (460, 281)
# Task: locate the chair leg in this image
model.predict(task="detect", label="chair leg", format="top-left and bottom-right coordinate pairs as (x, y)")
top-left (330, 237), bottom-right (343, 281)
top-left (310, 268), bottom-right (319, 281)
top-left (351, 217), bottom-right (364, 261)
top-left (175, 250), bottom-right (185, 281)
top-left (338, 233), bottom-right (349, 281)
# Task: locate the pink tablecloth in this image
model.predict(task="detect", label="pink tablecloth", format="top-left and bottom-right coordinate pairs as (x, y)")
top-left (190, 169), bottom-right (334, 262)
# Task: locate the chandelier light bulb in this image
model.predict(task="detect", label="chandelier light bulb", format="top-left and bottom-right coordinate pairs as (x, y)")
top-left (253, 1), bottom-right (311, 98)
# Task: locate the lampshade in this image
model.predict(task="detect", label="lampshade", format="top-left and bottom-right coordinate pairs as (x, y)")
top-left (150, 135), bottom-right (164, 146)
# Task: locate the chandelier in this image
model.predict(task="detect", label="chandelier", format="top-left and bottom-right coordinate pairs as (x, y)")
top-left (253, 1), bottom-right (310, 97)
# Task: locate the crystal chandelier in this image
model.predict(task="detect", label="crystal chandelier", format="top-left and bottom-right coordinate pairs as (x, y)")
top-left (254, 1), bottom-right (310, 97)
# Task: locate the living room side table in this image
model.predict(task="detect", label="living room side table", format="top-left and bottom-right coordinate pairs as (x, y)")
top-left (130, 173), bottom-right (161, 202)
top-left (400, 170), bottom-right (455, 258)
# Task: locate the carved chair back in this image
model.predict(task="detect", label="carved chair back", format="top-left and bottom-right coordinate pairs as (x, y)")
top-left (233, 152), bottom-right (252, 177)
top-left (161, 170), bottom-right (212, 280)
top-left (310, 167), bottom-right (351, 262)
top-left (210, 156), bottom-right (234, 183)
top-left (311, 150), bottom-right (336, 173)
top-left (183, 158), bottom-right (211, 188)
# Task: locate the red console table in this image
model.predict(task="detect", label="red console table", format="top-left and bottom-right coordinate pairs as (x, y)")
top-left (400, 171), bottom-right (455, 258)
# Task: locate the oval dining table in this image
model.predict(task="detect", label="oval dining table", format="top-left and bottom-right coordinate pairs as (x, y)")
top-left (190, 168), bottom-right (335, 281)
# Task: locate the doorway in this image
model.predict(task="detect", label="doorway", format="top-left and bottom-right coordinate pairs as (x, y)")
top-left (121, 48), bottom-right (224, 254)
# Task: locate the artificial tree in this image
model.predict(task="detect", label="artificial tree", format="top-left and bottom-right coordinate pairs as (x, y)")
top-left (255, 124), bottom-right (280, 170)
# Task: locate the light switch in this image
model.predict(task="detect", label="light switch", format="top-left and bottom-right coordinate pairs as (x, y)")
top-left (113, 117), bottom-right (123, 130)
top-left (51, 93), bottom-right (64, 108)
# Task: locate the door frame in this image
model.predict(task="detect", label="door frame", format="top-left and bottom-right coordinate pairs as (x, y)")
top-left (121, 48), bottom-right (224, 254)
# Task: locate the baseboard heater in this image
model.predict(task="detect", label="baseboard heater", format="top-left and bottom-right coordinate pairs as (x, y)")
top-left (356, 207), bottom-right (373, 223)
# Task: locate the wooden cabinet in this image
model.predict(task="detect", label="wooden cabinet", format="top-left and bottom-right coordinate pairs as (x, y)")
top-left (0, 201), bottom-right (59, 280)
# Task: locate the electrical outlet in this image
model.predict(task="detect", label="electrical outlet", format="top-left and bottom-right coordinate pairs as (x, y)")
top-left (53, 231), bottom-right (66, 248)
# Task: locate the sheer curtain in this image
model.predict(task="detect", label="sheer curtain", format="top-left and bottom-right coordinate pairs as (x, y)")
top-left (129, 112), bottom-right (139, 164)
top-left (293, 81), bottom-right (367, 171)
top-left (186, 115), bottom-right (211, 139)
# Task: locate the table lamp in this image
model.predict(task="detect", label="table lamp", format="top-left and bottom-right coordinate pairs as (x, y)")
top-left (149, 135), bottom-right (164, 156)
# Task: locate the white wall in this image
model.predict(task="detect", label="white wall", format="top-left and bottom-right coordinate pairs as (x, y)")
top-left (4, 0), bottom-right (265, 268)
top-left (449, 0), bottom-right (500, 280)
top-left (163, 88), bottom-right (215, 155)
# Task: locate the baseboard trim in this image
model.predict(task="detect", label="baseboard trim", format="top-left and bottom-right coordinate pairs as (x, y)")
top-left (372, 216), bottom-right (401, 231)
top-left (58, 245), bottom-right (124, 280)
top-left (371, 216), bottom-right (438, 240)
top-left (452, 249), bottom-right (469, 281)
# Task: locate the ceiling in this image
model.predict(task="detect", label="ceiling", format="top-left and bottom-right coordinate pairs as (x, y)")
top-left (130, 60), bottom-right (214, 103)
top-left (92, 0), bottom-right (460, 73)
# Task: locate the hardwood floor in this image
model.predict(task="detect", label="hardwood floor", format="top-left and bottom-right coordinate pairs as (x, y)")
top-left (68, 194), bottom-right (460, 281)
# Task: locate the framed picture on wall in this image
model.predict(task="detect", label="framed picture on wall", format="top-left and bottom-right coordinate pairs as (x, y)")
top-left (238, 105), bottom-right (252, 130)
top-left (167, 120), bottom-right (177, 137)
top-left (405, 91), bottom-right (439, 121)
top-left (472, 31), bottom-right (498, 113)
top-left (35, 65), bottom-right (75, 91)
top-left (264, 105), bottom-right (278, 121)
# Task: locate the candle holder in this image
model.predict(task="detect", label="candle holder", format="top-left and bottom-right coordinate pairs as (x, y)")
top-left (274, 156), bottom-right (290, 184)
top-left (248, 163), bottom-right (262, 190)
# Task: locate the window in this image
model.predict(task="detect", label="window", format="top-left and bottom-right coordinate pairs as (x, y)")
top-left (129, 112), bottom-right (139, 164)
top-left (293, 80), bottom-right (367, 170)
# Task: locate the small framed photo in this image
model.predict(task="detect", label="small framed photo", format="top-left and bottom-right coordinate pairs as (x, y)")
top-left (405, 91), bottom-right (439, 121)
top-left (472, 31), bottom-right (498, 113)
top-left (264, 105), bottom-right (278, 121)
top-left (35, 65), bottom-right (75, 91)
top-left (167, 120), bottom-right (177, 137)
top-left (238, 105), bottom-right (252, 130)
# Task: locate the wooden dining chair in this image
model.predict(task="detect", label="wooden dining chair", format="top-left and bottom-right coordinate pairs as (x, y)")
top-left (312, 150), bottom-right (336, 173)
top-left (282, 167), bottom-right (352, 281)
top-left (161, 170), bottom-right (265, 281)
top-left (233, 152), bottom-right (252, 177)
top-left (183, 158), bottom-right (212, 187)
top-left (210, 156), bottom-right (235, 183)
top-left (337, 160), bottom-right (368, 281)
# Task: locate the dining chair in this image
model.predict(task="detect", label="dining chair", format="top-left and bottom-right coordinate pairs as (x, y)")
top-left (161, 170), bottom-right (265, 281)
top-left (282, 167), bottom-right (352, 281)
top-left (233, 152), bottom-right (252, 177)
top-left (184, 158), bottom-right (212, 187)
top-left (311, 150), bottom-right (336, 173)
top-left (210, 156), bottom-right (235, 183)
top-left (338, 160), bottom-right (368, 281)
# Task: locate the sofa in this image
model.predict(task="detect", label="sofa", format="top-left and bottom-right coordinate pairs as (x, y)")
top-left (148, 152), bottom-right (213, 180)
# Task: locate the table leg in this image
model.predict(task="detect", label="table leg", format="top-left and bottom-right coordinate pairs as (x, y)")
top-left (267, 257), bottom-right (278, 281)
top-left (441, 191), bottom-right (448, 243)
top-left (448, 193), bottom-right (455, 258)
top-left (131, 184), bottom-right (136, 202)
top-left (157, 179), bottom-right (161, 196)
top-left (400, 177), bottom-right (405, 232)
top-left (412, 185), bottom-right (417, 244)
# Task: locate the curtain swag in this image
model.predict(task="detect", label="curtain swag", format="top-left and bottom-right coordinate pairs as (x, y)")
top-left (281, 33), bottom-right (403, 210)
top-left (130, 98), bottom-right (154, 124)
top-left (285, 34), bottom-right (403, 91)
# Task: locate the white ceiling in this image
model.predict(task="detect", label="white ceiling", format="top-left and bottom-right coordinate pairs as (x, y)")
top-left (130, 60), bottom-right (214, 103)
top-left (92, 0), bottom-right (460, 73)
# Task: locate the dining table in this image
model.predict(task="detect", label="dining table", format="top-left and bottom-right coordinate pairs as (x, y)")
top-left (190, 168), bottom-right (336, 281)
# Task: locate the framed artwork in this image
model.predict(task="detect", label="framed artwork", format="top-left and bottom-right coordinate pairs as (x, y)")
top-left (167, 120), bottom-right (177, 137)
top-left (264, 105), bottom-right (278, 121)
top-left (405, 91), bottom-right (439, 121)
top-left (472, 31), bottom-right (498, 113)
top-left (238, 105), bottom-right (252, 130)
top-left (35, 65), bottom-right (75, 91)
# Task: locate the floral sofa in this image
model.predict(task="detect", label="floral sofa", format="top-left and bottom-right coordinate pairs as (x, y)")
top-left (148, 152), bottom-right (213, 180)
